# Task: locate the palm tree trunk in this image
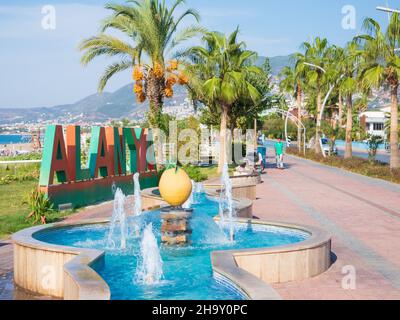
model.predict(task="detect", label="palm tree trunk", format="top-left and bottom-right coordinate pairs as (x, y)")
top-left (146, 72), bottom-right (165, 168)
top-left (315, 91), bottom-right (322, 154)
top-left (338, 93), bottom-right (343, 128)
top-left (297, 85), bottom-right (302, 153)
top-left (390, 84), bottom-right (399, 169)
top-left (218, 103), bottom-right (229, 173)
top-left (345, 94), bottom-right (353, 159)
top-left (147, 72), bottom-right (165, 128)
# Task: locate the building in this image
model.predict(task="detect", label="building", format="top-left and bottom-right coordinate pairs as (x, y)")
top-left (359, 106), bottom-right (390, 139)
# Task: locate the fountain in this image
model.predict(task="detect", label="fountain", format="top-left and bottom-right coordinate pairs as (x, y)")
top-left (194, 182), bottom-right (204, 204)
top-left (159, 166), bottom-right (193, 246)
top-left (161, 208), bottom-right (193, 245)
top-left (135, 223), bottom-right (163, 285)
top-left (107, 188), bottom-right (127, 250)
top-left (26, 175), bottom-right (321, 300)
top-left (182, 180), bottom-right (195, 209)
top-left (111, 182), bottom-right (117, 195)
top-left (133, 173), bottom-right (142, 216)
top-left (219, 163), bottom-right (236, 242)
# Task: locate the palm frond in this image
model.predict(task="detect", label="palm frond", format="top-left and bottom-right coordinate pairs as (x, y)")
top-left (98, 60), bottom-right (132, 92)
top-left (80, 38), bottom-right (138, 67)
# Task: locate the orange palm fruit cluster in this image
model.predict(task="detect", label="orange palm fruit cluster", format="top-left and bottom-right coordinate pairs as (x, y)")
top-left (166, 74), bottom-right (177, 87)
top-left (178, 72), bottom-right (189, 85)
top-left (136, 92), bottom-right (146, 103)
top-left (153, 62), bottom-right (164, 79)
top-left (132, 65), bottom-right (144, 81)
top-left (169, 60), bottom-right (179, 71)
top-left (134, 82), bottom-right (144, 94)
top-left (165, 86), bottom-right (174, 98)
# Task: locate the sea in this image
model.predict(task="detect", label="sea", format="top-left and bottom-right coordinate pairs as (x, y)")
top-left (0, 134), bottom-right (31, 145)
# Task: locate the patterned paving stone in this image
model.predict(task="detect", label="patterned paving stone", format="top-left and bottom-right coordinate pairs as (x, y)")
top-left (254, 151), bottom-right (400, 300)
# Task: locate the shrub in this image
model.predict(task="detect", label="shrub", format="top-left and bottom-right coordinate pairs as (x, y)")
top-left (181, 165), bottom-right (208, 182)
top-left (25, 189), bottom-right (54, 225)
top-left (366, 135), bottom-right (384, 162)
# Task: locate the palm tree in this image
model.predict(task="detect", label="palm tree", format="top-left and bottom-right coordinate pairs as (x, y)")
top-left (384, 105), bottom-right (400, 142)
top-left (279, 54), bottom-right (307, 152)
top-left (182, 29), bottom-right (262, 172)
top-left (301, 37), bottom-right (332, 154)
top-left (79, 0), bottom-right (202, 128)
top-left (356, 14), bottom-right (400, 169)
top-left (335, 42), bottom-right (362, 159)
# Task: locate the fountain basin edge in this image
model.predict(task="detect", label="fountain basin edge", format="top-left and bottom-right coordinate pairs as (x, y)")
top-left (12, 215), bottom-right (331, 300)
top-left (212, 218), bottom-right (331, 299)
top-left (12, 219), bottom-right (111, 300)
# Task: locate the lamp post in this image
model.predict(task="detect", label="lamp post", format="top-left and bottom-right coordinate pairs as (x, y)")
top-left (376, 6), bottom-right (400, 14)
top-left (254, 118), bottom-right (258, 150)
top-left (376, 7), bottom-right (400, 53)
top-left (303, 62), bottom-right (344, 157)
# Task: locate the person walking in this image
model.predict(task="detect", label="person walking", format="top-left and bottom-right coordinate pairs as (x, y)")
top-left (275, 138), bottom-right (285, 169)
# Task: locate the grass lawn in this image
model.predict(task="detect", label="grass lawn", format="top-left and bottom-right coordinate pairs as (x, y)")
top-left (0, 180), bottom-right (75, 239)
top-left (0, 180), bottom-right (38, 239)
top-left (0, 163), bottom-right (75, 239)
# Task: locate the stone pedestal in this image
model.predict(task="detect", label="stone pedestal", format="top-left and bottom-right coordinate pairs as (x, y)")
top-left (161, 208), bottom-right (193, 245)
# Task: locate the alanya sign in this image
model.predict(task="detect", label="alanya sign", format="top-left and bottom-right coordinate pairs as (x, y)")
top-left (39, 125), bottom-right (158, 208)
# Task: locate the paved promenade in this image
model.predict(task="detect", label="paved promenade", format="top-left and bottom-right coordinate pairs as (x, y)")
top-left (255, 151), bottom-right (400, 300)
top-left (1, 152), bottom-right (399, 300)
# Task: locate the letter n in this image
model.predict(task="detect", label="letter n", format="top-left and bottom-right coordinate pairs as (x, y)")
top-left (106, 127), bottom-right (126, 176)
top-left (123, 128), bottom-right (137, 173)
top-left (39, 125), bottom-right (70, 186)
top-left (88, 126), bottom-right (113, 178)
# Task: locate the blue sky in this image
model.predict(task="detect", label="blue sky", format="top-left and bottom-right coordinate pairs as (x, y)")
top-left (0, 0), bottom-right (393, 108)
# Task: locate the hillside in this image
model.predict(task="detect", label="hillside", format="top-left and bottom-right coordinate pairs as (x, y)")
top-left (0, 83), bottom-right (190, 125)
top-left (0, 54), bottom-right (308, 125)
top-left (257, 55), bottom-right (294, 75)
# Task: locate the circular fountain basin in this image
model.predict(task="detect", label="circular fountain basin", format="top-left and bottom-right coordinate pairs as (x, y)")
top-left (12, 194), bottom-right (331, 300)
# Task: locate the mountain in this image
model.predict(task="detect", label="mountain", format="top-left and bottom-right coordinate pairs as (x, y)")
top-left (257, 55), bottom-right (294, 75)
top-left (0, 54), bottom-right (299, 125)
top-left (0, 83), bottom-right (190, 125)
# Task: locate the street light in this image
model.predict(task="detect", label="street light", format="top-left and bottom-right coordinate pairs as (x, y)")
top-left (303, 62), bottom-right (344, 157)
top-left (303, 62), bottom-right (327, 74)
top-left (376, 6), bottom-right (400, 14)
top-left (376, 6), bottom-right (400, 53)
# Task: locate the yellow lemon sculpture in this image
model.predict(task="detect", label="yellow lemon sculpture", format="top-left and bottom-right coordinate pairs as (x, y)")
top-left (159, 167), bottom-right (192, 207)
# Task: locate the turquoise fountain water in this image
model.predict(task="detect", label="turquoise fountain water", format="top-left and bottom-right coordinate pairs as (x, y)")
top-left (219, 163), bottom-right (235, 242)
top-left (107, 188), bottom-right (127, 250)
top-left (33, 174), bottom-right (310, 300)
top-left (135, 223), bottom-right (163, 285)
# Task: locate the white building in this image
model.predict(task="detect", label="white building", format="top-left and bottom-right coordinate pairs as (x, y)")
top-left (359, 106), bottom-right (390, 139)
